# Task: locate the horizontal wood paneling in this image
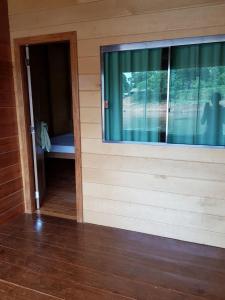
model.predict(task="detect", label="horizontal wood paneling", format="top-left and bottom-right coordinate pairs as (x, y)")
top-left (0, 151), bottom-right (20, 169)
top-left (81, 138), bottom-right (225, 164)
top-left (9, 4), bottom-right (225, 40)
top-left (83, 167), bottom-right (225, 199)
top-left (8, 1), bottom-right (225, 35)
top-left (84, 196), bottom-right (225, 233)
top-left (0, 190), bottom-right (23, 214)
top-left (0, 108), bottom-right (18, 138)
top-left (8, 0), bottom-right (111, 15)
top-left (0, 164), bottom-right (21, 185)
top-left (9, 0), bottom-right (225, 246)
top-left (9, 0), bottom-right (224, 20)
top-left (0, 77), bottom-right (14, 95)
top-left (0, 203), bottom-right (24, 224)
top-left (0, 61), bottom-right (13, 78)
top-left (0, 177), bottom-right (23, 224)
top-left (80, 107), bottom-right (101, 124)
top-left (78, 56), bottom-right (99, 74)
top-left (79, 74), bottom-right (100, 91)
top-left (84, 210), bottom-right (225, 248)
top-left (0, 91), bottom-right (14, 107)
top-left (83, 182), bottom-right (225, 217)
top-left (81, 124), bottom-right (101, 139)
top-left (0, 177), bottom-right (22, 200)
top-left (77, 25), bottom-right (225, 57)
top-left (0, 137), bottom-right (19, 153)
top-left (79, 91), bottom-right (101, 107)
top-left (0, 0), bottom-right (23, 223)
top-left (82, 153), bottom-right (225, 181)
top-left (0, 44), bottom-right (11, 61)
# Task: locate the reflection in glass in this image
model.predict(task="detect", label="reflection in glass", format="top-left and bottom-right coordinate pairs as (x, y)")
top-left (168, 42), bottom-right (225, 146)
top-left (104, 48), bottom-right (168, 142)
top-left (122, 70), bottom-right (167, 142)
top-left (103, 41), bottom-right (225, 146)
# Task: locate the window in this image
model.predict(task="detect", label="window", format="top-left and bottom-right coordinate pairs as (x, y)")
top-left (102, 36), bottom-right (225, 147)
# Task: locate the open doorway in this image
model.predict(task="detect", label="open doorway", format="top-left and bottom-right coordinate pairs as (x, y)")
top-left (14, 33), bottom-right (83, 222)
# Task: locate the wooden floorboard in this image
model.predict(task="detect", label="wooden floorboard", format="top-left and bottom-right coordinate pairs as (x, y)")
top-left (40, 158), bottom-right (76, 219)
top-left (0, 279), bottom-right (62, 300)
top-left (0, 214), bottom-right (225, 299)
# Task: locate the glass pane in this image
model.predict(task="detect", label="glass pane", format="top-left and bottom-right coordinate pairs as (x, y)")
top-left (168, 42), bottom-right (225, 146)
top-left (104, 48), bottom-right (168, 143)
top-left (168, 45), bottom-right (199, 144)
top-left (122, 69), bottom-right (167, 142)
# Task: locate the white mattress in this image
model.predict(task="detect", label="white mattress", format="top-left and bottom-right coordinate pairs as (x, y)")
top-left (50, 133), bottom-right (75, 154)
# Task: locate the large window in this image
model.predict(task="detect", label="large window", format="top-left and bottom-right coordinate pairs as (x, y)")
top-left (102, 37), bottom-right (225, 146)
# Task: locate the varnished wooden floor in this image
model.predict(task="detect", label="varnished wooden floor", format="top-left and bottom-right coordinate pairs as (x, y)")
top-left (40, 158), bottom-right (76, 219)
top-left (0, 214), bottom-right (225, 299)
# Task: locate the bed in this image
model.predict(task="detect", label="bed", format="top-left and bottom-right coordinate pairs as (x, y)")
top-left (47, 133), bottom-right (75, 159)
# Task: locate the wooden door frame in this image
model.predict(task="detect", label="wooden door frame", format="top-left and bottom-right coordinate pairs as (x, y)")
top-left (14, 32), bottom-right (83, 222)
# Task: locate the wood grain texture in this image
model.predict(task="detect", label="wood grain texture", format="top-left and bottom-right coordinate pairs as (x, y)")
top-left (8, 0), bottom-right (225, 17)
top-left (83, 196), bottom-right (225, 235)
top-left (79, 91), bottom-right (101, 107)
top-left (9, 0), bottom-right (225, 247)
top-left (1, 214), bottom-right (225, 299)
top-left (0, 108), bottom-right (18, 138)
top-left (81, 123), bottom-right (102, 139)
top-left (9, 5), bottom-right (225, 40)
top-left (40, 158), bottom-right (76, 219)
top-left (78, 56), bottom-right (99, 74)
top-left (0, 191), bottom-right (23, 215)
top-left (0, 178), bottom-right (22, 200)
top-left (81, 138), bottom-right (225, 163)
top-left (0, 164), bottom-right (21, 185)
top-left (82, 167), bottom-right (225, 199)
top-left (0, 137), bottom-right (19, 154)
top-left (79, 75), bottom-right (100, 91)
top-left (76, 26), bottom-right (225, 57)
top-left (84, 210), bottom-right (225, 249)
top-left (82, 153), bottom-right (225, 181)
top-left (0, 151), bottom-right (20, 169)
top-left (46, 152), bottom-right (75, 160)
top-left (0, 203), bottom-right (24, 225)
top-left (0, 280), bottom-right (61, 300)
top-left (0, 0), bottom-right (23, 223)
top-left (80, 107), bottom-right (101, 123)
top-left (83, 182), bottom-right (225, 217)
top-left (8, 1), bottom-right (225, 32)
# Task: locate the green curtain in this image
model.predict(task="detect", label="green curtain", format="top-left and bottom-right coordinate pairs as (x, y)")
top-left (104, 41), bottom-right (225, 146)
top-left (168, 42), bottom-right (225, 146)
top-left (104, 48), bottom-right (168, 142)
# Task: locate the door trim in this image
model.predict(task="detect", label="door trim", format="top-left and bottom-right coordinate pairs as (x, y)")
top-left (14, 32), bottom-right (83, 222)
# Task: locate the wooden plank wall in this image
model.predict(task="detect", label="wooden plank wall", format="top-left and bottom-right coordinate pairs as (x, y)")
top-left (0, 0), bottom-right (24, 224)
top-left (8, 0), bottom-right (225, 247)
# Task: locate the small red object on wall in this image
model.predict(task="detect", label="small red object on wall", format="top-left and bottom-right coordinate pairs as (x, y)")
top-left (104, 100), bottom-right (109, 109)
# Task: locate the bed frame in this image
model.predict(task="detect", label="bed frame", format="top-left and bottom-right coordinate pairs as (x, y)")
top-left (47, 133), bottom-right (75, 159)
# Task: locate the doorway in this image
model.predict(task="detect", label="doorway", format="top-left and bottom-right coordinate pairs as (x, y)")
top-left (14, 33), bottom-right (83, 222)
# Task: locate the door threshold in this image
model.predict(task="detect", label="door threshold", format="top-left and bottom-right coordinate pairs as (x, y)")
top-left (36, 209), bottom-right (77, 220)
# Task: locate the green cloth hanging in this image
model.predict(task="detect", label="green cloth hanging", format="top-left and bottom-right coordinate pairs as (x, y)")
top-left (103, 48), bottom-right (168, 143)
top-left (40, 122), bottom-right (51, 152)
top-left (103, 41), bottom-right (225, 146)
top-left (168, 42), bottom-right (225, 146)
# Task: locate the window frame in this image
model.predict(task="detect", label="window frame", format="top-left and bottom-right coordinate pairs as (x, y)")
top-left (100, 34), bottom-right (225, 148)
